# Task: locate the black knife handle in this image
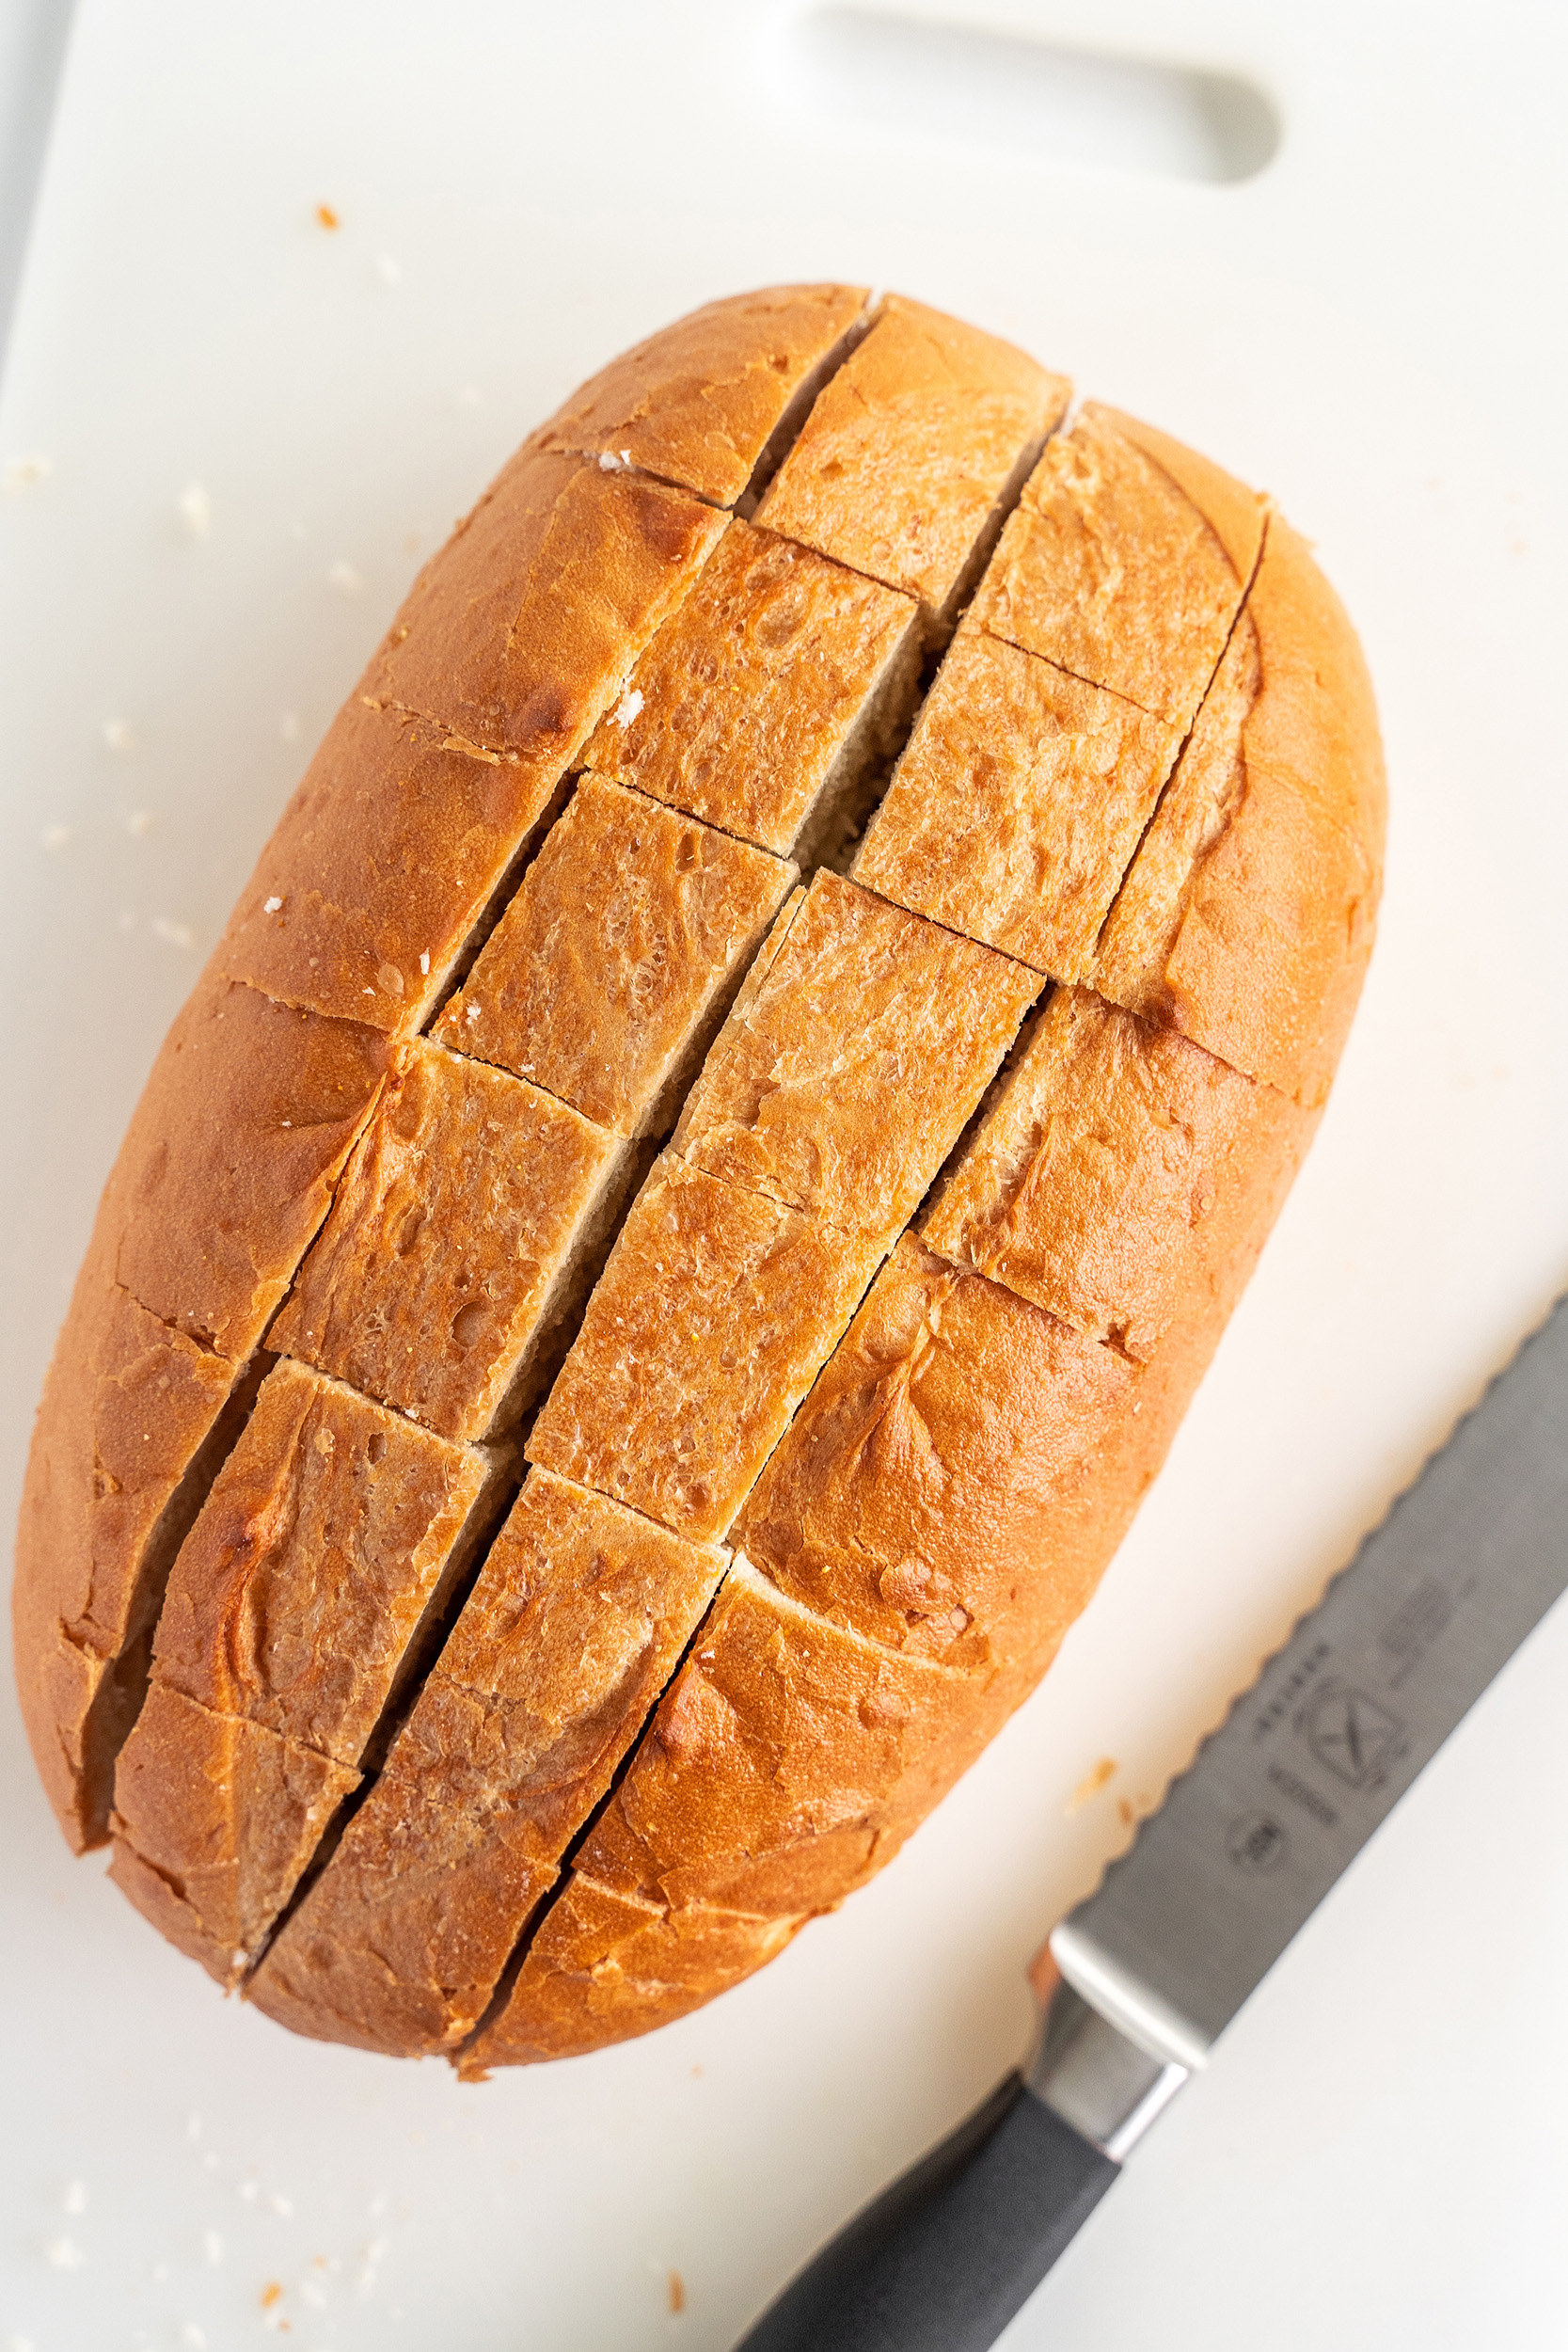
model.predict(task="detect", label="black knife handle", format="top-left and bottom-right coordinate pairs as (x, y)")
top-left (733, 2073), bottom-right (1117, 2352)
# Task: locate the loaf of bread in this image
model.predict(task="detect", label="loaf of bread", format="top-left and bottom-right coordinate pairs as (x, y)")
top-left (12, 286), bottom-right (1385, 2070)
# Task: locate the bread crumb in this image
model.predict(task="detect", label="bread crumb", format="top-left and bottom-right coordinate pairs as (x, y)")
top-left (280, 711), bottom-right (300, 743)
top-left (1117, 1797), bottom-right (1135, 1827)
top-left (300, 2279), bottom-right (326, 2309)
top-left (613, 687), bottom-right (644, 728)
top-left (264, 895), bottom-right (284, 914)
top-left (178, 482), bottom-right (212, 538)
top-left (419, 949), bottom-right (431, 976)
top-left (152, 916), bottom-right (196, 949)
top-left (376, 252), bottom-right (401, 286)
top-left (2, 453), bottom-right (52, 491)
top-left (267, 2191), bottom-right (294, 2217)
top-left (102, 717), bottom-right (134, 751)
top-left (1068, 1756), bottom-right (1117, 1814)
top-left (240, 2180), bottom-right (260, 2204)
top-left (43, 2236), bottom-right (85, 2268)
top-left (203, 2229), bottom-right (223, 2265)
top-left (180, 2328), bottom-right (206, 2349)
top-left (465, 1002), bottom-right (481, 1023)
top-left (261, 2282), bottom-right (283, 2310)
top-left (63, 2180), bottom-right (87, 2214)
top-left (327, 560), bottom-right (364, 596)
top-left (316, 202), bottom-right (340, 230)
top-left (128, 810), bottom-right (154, 835)
top-left (40, 823), bottom-right (71, 850)
top-left (668, 2268), bottom-right (686, 2314)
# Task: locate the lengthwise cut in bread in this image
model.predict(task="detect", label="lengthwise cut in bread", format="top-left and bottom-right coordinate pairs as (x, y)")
top-left (13, 285), bottom-right (1385, 2069)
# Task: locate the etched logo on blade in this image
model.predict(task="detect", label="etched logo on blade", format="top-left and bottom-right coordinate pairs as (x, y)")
top-left (1305, 1685), bottom-right (1404, 1789)
top-left (1226, 1811), bottom-right (1289, 1873)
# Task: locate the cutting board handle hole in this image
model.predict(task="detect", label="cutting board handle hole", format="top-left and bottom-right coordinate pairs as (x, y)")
top-left (790, 8), bottom-right (1279, 183)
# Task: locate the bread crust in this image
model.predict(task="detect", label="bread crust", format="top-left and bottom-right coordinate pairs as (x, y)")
top-left (966, 403), bottom-right (1266, 726)
top-left (671, 870), bottom-right (1040, 1234)
top-left (110, 1360), bottom-right (504, 1981)
top-left (460, 1874), bottom-right (800, 2074)
top-left (12, 290), bottom-right (1385, 2064)
top-left (531, 282), bottom-right (871, 506)
top-left (578, 517), bottom-right (921, 857)
top-left (218, 702), bottom-right (562, 1034)
top-left (248, 1470), bottom-right (724, 2057)
top-left (757, 294), bottom-right (1069, 616)
top-left (100, 976), bottom-right (392, 1361)
top-left (110, 1686), bottom-right (360, 1986)
top-left (526, 1153), bottom-right (885, 1543)
top-left (467, 1563), bottom-right (983, 2069)
top-left (271, 1040), bottom-right (631, 1440)
top-left (12, 1271), bottom-right (242, 1850)
top-left (854, 630), bottom-right (1180, 980)
top-left (1094, 515), bottom-right (1386, 1104)
top-left (365, 450), bottom-right (725, 762)
top-left (920, 986), bottom-right (1317, 1359)
top-left (434, 775), bottom-right (794, 1136)
top-left (734, 1235), bottom-right (1135, 1672)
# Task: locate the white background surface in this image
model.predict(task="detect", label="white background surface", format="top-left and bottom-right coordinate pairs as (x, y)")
top-left (2, 4), bottom-right (1566, 2346)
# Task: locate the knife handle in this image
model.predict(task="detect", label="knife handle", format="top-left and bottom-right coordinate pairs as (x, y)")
top-left (732, 2072), bottom-right (1117, 2352)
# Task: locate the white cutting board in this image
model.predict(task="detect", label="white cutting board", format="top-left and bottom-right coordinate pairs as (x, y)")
top-left (3, 4), bottom-right (1566, 2346)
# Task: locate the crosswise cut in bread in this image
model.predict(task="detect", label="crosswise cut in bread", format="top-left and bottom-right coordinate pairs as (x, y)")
top-left (12, 287), bottom-right (1385, 2065)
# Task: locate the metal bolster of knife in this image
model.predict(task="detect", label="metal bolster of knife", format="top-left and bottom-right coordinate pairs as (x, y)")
top-left (1023, 1930), bottom-right (1201, 2162)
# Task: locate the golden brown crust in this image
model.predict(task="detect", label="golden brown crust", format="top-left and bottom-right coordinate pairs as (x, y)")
top-left (734, 1236), bottom-right (1134, 1672)
top-left (578, 519), bottom-right (921, 857)
top-left (467, 1568), bottom-right (980, 2068)
top-left (756, 294), bottom-right (1069, 614)
top-left (145, 1359), bottom-right (494, 1760)
top-left (966, 404), bottom-right (1266, 725)
top-left (672, 871), bottom-right (1039, 1233)
top-left (248, 1470), bottom-right (724, 2057)
top-left (587, 1570), bottom-right (984, 1909)
top-left (271, 1041), bottom-right (626, 1440)
top-left (920, 986), bottom-right (1318, 1359)
top-left (526, 1154), bottom-right (884, 1543)
top-left (109, 1362), bottom-right (503, 1981)
top-left (12, 1269), bottom-right (241, 1850)
top-left (531, 283), bottom-right (871, 506)
top-left (99, 974), bottom-right (391, 1359)
top-left (853, 630), bottom-right (1180, 981)
top-left (217, 701), bottom-right (562, 1033)
top-left (366, 450), bottom-right (726, 759)
top-left (461, 1874), bottom-right (800, 2073)
top-left (1093, 516), bottom-right (1386, 1104)
top-left (110, 1685), bottom-right (359, 1986)
top-left (434, 777), bottom-right (793, 1136)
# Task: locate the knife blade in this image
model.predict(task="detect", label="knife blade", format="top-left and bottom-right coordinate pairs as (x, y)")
top-left (734, 1292), bottom-right (1568, 2352)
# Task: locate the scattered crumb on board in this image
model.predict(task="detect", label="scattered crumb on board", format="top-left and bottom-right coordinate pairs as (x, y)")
top-left (1068, 1756), bottom-right (1118, 1815)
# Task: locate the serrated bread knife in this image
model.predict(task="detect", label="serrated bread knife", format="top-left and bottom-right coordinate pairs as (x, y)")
top-left (735, 1295), bottom-right (1568, 2352)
